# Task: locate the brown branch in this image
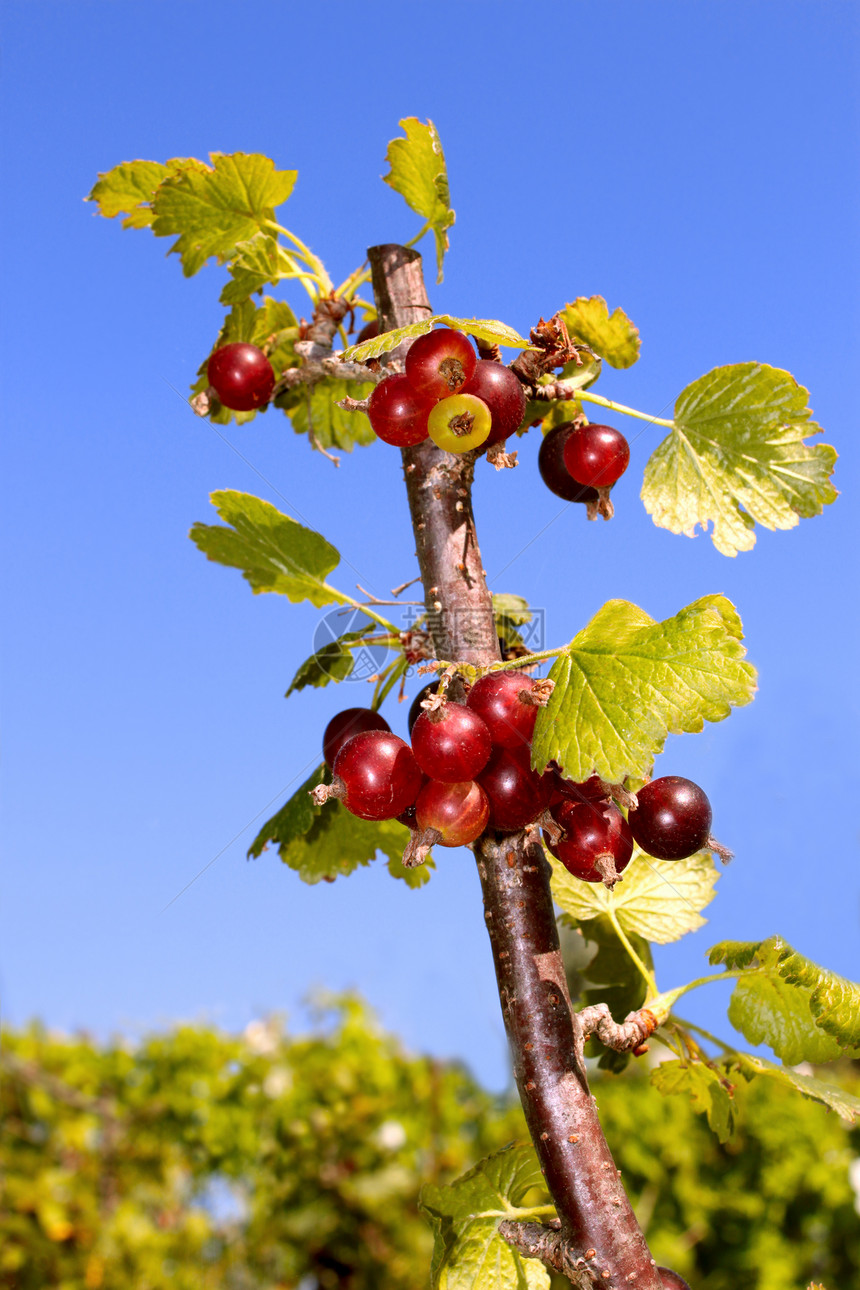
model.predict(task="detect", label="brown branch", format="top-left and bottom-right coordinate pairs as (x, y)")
top-left (369, 244), bottom-right (662, 1290)
top-left (476, 834), bottom-right (663, 1288)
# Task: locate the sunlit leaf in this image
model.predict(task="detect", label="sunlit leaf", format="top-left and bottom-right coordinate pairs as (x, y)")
top-left (559, 297), bottom-right (640, 369)
top-left (383, 118), bottom-right (455, 283)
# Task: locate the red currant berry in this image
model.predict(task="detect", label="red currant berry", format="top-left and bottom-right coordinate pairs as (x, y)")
top-left (331, 731), bottom-right (423, 821)
top-left (548, 799), bottom-right (633, 885)
top-left (461, 361), bottom-right (527, 446)
top-left (466, 672), bottom-right (539, 751)
top-left (415, 779), bottom-right (489, 846)
top-left (207, 343), bottom-right (275, 411)
top-left (405, 328), bottom-right (477, 400)
top-left (396, 803), bottom-right (419, 829)
top-left (657, 1271), bottom-right (691, 1290)
top-left (411, 704), bottom-right (492, 782)
top-left (562, 423), bottom-right (630, 489)
top-left (628, 776), bottom-right (712, 860)
top-left (550, 772), bottom-right (607, 805)
top-left (538, 424), bottom-right (600, 504)
top-left (322, 708), bottom-right (390, 768)
top-left (367, 374), bottom-right (434, 447)
top-left (355, 318), bottom-right (380, 345)
top-left (408, 682), bottom-right (440, 735)
top-left (478, 747), bottom-right (552, 832)
top-left (428, 393), bottom-right (492, 453)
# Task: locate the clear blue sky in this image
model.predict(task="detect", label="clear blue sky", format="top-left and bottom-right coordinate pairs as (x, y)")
top-left (1, 0), bottom-right (858, 1090)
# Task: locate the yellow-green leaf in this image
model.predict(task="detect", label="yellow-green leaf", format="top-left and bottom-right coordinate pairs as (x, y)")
top-left (343, 314), bottom-right (530, 362)
top-left (151, 152), bottom-right (298, 276)
top-left (383, 118), bottom-right (455, 283)
top-left (532, 595), bottom-right (756, 784)
top-left (86, 158), bottom-right (206, 228)
top-left (559, 297), bottom-right (640, 369)
top-left (642, 362), bottom-right (838, 556)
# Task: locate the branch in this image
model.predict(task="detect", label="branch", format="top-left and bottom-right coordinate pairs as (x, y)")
top-left (476, 833), bottom-right (663, 1288)
top-left (370, 244), bottom-right (662, 1289)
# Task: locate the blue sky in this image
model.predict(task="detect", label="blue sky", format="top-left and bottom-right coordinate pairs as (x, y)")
top-left (1, 0), bottom-right (858, 1089)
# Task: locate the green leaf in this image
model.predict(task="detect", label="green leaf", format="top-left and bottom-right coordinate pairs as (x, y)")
top-left (189, 490), bottom-right (346, 608)
top-left (219, 233), bottom-right (311, 305)
top-left (151, 152), bottom-right (298, 276)
top-left (651, 1061), bottom-right (741, 1142)
top-left (283, 377), bottom-right (376, 450)
top-left (559, 297), bottom-right (640, 369)
top-left (420, 1144), bottom-right (552, 1290)
top-left (642, 362), bottom-right (838, 556)
top-left (86, 157), bottom-right (209, 228)
top-left (248, 767), bottom-right (430, 886)
top-left (557, 356), bottom-right (603, 392)
top-left (493, 593), bottom-right (533, 652)
top-left (550, 849), bottom-right (719, 944)
top-left (708, 936), bottom-right (860, 1062)
top-left (532, 594), bottom-right (756, 784)
top-left (343, 314), bottom-right (531, 362)
top-left (738, 1053), bottom-right (860, 1124)
top-left (383, 118), bottom-right (455, 284)
top-left (285, 627), bottom-right (368, 696)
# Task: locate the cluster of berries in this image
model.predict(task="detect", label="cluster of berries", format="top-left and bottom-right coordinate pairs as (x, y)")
top-left (538, 420), bottom-right (631, 518)
top-left (313, 679), bottom-right (720, 878)
top-left (365, 327), bottom-right (526, 454)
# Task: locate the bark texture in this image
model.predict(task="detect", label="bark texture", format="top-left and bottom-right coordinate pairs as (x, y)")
top-left (368, 244), bottom-right (661, 1289)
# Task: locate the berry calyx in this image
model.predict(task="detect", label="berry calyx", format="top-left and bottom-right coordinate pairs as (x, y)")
top-left (411, 703), bottom-right (493, 782)
top-left (538, 423), bottom-right (600, 506)
top-left (547, 799), bottom-right (633, 887)
top-left (314, 731), bottom-right (422, 821)
top-left (367, 374), bottom-right (434, 447)
top-left (627, 775), bottom-right (713, 861)
top-left (207, 343), bottom-right (275, 411)
top-left (405, 327), bottom-right (477, 400)
top-left (562, 422), bottom-right (630, 489)
top-left (478, 747), bottom-right (552, 832)
top-left (466, 671), bottom-right (543, 751)
top-left (404, 779), bottom-right (490, 867)
top-left (408, 681), bottom-right (441, 735)
top-left (461, 360), bottom-right (527, 446)
top-left (427, 394), bottom-right (492, 453)
top-left (322, 708), bottom-right (391, 768)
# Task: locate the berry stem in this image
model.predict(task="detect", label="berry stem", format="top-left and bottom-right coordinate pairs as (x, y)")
top-left (371, 243), bottom-right (662, 1290)
top-left (576, 389), bottom-right (675, 429)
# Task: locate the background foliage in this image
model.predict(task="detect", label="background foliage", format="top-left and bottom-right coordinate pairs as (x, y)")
top-left (2, 1000), bottom-right (858, 1290)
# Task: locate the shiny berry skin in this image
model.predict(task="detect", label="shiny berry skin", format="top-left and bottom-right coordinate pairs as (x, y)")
top-left (478, 747), bottom-right (552, 831)
top-left (367, 374), bottom-right (434, 447)
top-left (466, 672), bottom-right (538, 751)
top-left (628, 776), bottom-right (712, 860)
top-left (415, 779), bottom-right (489, 846)
top-left (331, 731), bottom-right (423, 821)
top-left (657, 1271), bottom-right (691, 1290)
top-left (411, 704), bottom-right (492, 782)
top-left (538, 423), bottom-right (600, 504)
top-left (550, 772), bottom-right (607, 805)
top-left (462, 361), bottom-right (527, 446)
top-left (405, 328), bottom-right (477, 400)
top-left (428, 393), bottom-right (492, 453)
top-left (548, 799), bottom-right (633, 882)
top-left (562, 422), bottom-right (630, 488)
top-left (408, 682), bottom-right (440, 735)
top-left (322, 708), bottom-right (390, 768)
top-left (207, 343), bottom-right (275, 411)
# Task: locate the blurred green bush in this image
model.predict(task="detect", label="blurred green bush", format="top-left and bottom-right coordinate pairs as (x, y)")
top-left (2, 997), bottom-right (857, 1289)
